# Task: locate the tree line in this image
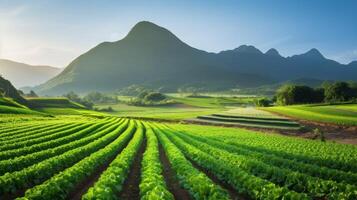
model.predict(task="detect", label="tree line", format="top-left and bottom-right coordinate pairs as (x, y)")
top-left (276, 81), bottom-right (357, 105)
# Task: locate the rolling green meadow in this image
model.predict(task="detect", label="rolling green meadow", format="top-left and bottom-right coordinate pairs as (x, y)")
top-left (262, 104), bottom-right (357, 126)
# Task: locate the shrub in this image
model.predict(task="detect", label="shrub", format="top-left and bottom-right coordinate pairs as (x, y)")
top-left (254, 98), bottom-right (271, 107)
top-left (63, 91), bottom-right (93, 109)
top-left (144, 92), bottom-right (166, 102)
top-left (324, 82), bottom-right (355, 103)
top-left (83, 92), bottom-right (117, 104)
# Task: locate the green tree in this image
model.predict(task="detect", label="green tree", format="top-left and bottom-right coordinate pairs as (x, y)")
top-left (254, 98), bottom-right (271, 107)
top-left (324, 82), bottom-right (352, 102)
top-left (144, 92), bottom-right (166, 102)
top-left (276, 84), bottom-right (321, 105)
top-left (28, 90), bottom-right (38, 98)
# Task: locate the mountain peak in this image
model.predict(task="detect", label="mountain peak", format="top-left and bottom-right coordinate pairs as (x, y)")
top-left (302, 48), bottom-right (325, 59)
top-left (265, 48), bottom-right (281, 57)
top-left (131, 21), bottom-right (162, 30)
top-left (234, 45), bottom-right (263, 54)
top-left (125, 21), bottom-right (176, 41)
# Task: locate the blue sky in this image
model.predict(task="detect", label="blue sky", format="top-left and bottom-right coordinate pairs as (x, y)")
top-left (0, 0), bottom-right (356, 67)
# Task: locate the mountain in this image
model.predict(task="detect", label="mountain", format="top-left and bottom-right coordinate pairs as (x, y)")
top-left (35, 21), bottom-right (357, 95)
top-left (0, 75), bottom-right (27, 105)
top-left (0, 59), bottom-right (61, 88)
top-left (349, 61), bottom-right (357, 67)
top-left (265, 48), bottom-right (282, 57)
top-left (35, 21), bottom-right (272, 95)
top-left (233, 45), bottom-right (263, 54)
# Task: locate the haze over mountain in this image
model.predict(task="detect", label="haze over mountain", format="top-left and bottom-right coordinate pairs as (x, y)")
top-left (0, 59), bottom-right (62, 88)
top-left (35, 21), bottom-right (357, 95)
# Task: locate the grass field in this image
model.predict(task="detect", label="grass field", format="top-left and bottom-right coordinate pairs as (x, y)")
top-left (188, 107), bottom-right (301, 130)
top-left (0, 97), bottom-right (47, 115)
top-left (95, 95), bottom-right (255, 120)
top-left (262, 103), bottom-right (357, 126)
top-left (0, 115), bottom-right (356, 199)
top-left (27, 97), bottom-right (85, 109)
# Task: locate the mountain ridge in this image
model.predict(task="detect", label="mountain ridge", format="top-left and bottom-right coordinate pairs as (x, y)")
top-left (0, 59), bottom-right (61, 88)
top-left (34, 21), bottom-right (357, 95)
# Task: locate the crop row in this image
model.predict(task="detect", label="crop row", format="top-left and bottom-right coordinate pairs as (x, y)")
top-left (168, 128), bottom-right (357, 199)
top-left (0, 123), bottom-right (86, 152)
top-left (139, 124), bottom-right (174, 200)
top-left (175, 123), bottom-right (357, 173)
top-left (155, 125), bottom-right (231, 199)
top-left (19, 120), bottom-right (137, 200)
top-left (82, 121), bottom-right (143, 199)
top-left (0, 118), bottom-right (124, 175)
top-left (0, 117), bottom-right (113, 144)
top-left (176, 128), bottom-right (357, 185)
top-left (217, 134), bottom-right (357, 173)
top-left (0, 123), bottom-right (61, 141)
top-left (0, 122), bottom-right (98, 161)
top-left (0, 119), bottom-right (129, 195)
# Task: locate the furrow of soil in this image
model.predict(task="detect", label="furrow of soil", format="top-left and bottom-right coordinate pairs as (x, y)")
top-left (186, 156), bottom-right (249, 200)
top-left (158, 143), bottom-right (192, 200)
top-left (118, 138), bottom-right (147, 200)
top-left (67, 129), bottom-right (135, 200)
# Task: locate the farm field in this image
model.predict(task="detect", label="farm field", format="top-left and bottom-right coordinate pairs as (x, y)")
top-left (95, 102), bottom-right (224, 120)
top-left (95, 95), bottom-right (256, 120)
top-left (188, 107), bottom-right (301, 130)
top-left (262, 103), bottom-right (357, 126)
top-left (0, 114), bottom-right (356, 199)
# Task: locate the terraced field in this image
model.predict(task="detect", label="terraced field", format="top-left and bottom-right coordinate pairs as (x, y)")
top-left (188, 107), bottom-right (301, 130)
top-left (0, 115), bottom-right (356, 199)
top-left (262, 103), bottom-right (357, 126)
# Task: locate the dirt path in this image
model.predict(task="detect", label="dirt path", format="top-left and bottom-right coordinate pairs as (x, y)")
top-left (118, 138), bottom-right (146, 200)
top-left (159, 144), bottom-right (192, 200)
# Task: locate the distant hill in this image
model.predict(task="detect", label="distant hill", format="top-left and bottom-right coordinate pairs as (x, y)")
top-left (0, 59), bottom-right (61, 88)
top-left (35, 21), bottom-right (357, 95)
top-left (0, 75), bottom-right (27, 105)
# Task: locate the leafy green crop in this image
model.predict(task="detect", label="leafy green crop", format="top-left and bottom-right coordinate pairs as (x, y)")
top-left (82, 121), bottom-right (144, 200)
top-left (139, 124), bottom-right (174, 200)
top-left (155, 126), bottom-right (231, 200)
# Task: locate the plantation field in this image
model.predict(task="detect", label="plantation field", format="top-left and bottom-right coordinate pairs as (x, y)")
top-left (96, 95), bottom-right (257, 120)
top-left (95, 103), bottom-right (224, 120)
top-left (27, 97), bottom-right (85, 109)
top-left (188, 107), bottom-right (301, 130)
top-left (170, 96), bottom-right (257, 108)
top-left (262, 103), bottom-right (357, 126)
top-left (0, 115), bottom-right (356, 199)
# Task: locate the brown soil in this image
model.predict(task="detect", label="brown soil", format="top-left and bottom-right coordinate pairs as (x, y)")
top-left (266, 112), bottom-right (357, 145)
top-left (118, 138), bottom-right (146, 200)
top-left (68, 157), bottom-right (114, 200)
top-left (0, 188), bottom-right (26, 200)
top-left (159, 144), bottom-right (192, 200)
